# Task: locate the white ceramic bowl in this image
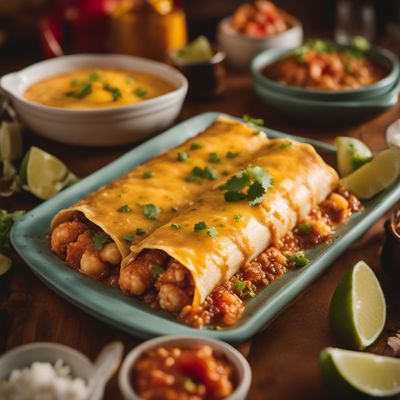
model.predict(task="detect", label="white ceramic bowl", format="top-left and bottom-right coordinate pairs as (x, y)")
top-left (0, 341), bottom-right (123, 400)
top-left (0, 54), bottom-right (188, 147)
top-left (217, 14), bottom-right (303, 71)
top-left (119, 335), bottom-right (252, 400)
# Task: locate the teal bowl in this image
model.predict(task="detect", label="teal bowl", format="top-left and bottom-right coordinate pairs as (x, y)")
top-left (251, 46), bottom-right (400, 101)
top-left (252, 71), bottom-right (400, 124)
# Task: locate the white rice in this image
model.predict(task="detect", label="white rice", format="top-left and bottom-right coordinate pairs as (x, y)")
top-left (0, 359), bottom-right (90, 400)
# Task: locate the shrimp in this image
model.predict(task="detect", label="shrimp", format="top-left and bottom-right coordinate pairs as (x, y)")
top-left (99, 242), bottom-right (122, 265)
top-left (158, 284), bottom-right (191, 313)
top-left (80, 250), bottom-right (109, 279)
top-left (50, 221), bottom-right (87, 256)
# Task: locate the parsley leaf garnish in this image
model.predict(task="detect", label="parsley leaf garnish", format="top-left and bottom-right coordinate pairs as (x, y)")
top-left (226, 151), bottom-right (240, 159)
top-left (242, 114), bottom-right (264, 126)
top-left (190, 142), bottom-right (204, 150)
top-left (136, 228), bottom-right (146, 235)
top-left (234, 279), bottom-right (255, 298)
top-left (208, 152), bottom-right (221, 163)
top-left (134, 87), bottom-right (148, 97)
top-left (103, 82), bottom-right (122, 101)
top-left (297, 223), bottom-right (313, 234)
top-left (171, 223), bottom-right (182, 229)
top-left (177, 152), bottom-right (191, 162)
top-left (194, 221), bottom-right (207, 232)
top-left (92, 232), bottom-right (111, 250)
top-left (289, 252), bottom-right (310, 268)
top-left (185, 166), bottom-right (218, 183)
top-left (117, 205), bottom-right (132, 213)
top-left (65, 83), bottom-right (92, 99)
top-left (193, 221), bottom-right (217, 237)
top-left (224, 191), bottom-right (246, 202)
top-left (142, 170), bottom-right (154, 179)
top-left (122, 233), bottom-right (135, 244)
top-left (143, 204), bottom-right (161, 220)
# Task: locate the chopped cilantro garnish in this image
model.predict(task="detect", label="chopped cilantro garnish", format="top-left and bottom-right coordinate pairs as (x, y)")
top-left (298, 223), bottom-right (313, 234)
top-left (171, 223), bottom-right (182, 230)
top-left (88, 71), bottom-right (100, 82)
top-left (65, 83), bottom-right (92, 99)
top-left (234, 278), bottom-right (256, 298)
top-left (136, 228), bottom-right (146, 235)
top-left (226, 151), bottom-right (240, 159)
top-left (280, 141), bottom-right (292, 150)
top-left (289, 252), bottom-right (310, 268)
top-left (194, 221), bottom-right (207, 232)
top-left (103, 82), bottom-right (122, 101)
top-left (185, 166), bottom-right (218, 183)
top-left (177, 152), bottom-right (191, 162)
top-left (222, 166), bottom-right (274, 206)
top-left (122, 233), bottom-right (135, 244)
top-left (92, 232), bottom-right (111, 250)
top-left (207, 226), bottom-right (218, 238)
top-left (117, 205), bottom-right (132, 213)
top-left (143, 204), bottom-right (161, 220)
top-left (142, 170), bottom-right (154, 179)
top-left (134, 87), bottom-right (148, 97)
top-left (208, 152), bottom-right (221, 163)
top-left (233, 214), bottom-right (242, 222)
top-left (71, 79), bottom-right (80, 87)
top-left (190, 142), bottom-right (204, 150)
top-left (0, 209), bottom-right (25, 251)
top-left (242, 114), bottom-right (264, 126)
top-left (152, 266), bottom-right (164, 279)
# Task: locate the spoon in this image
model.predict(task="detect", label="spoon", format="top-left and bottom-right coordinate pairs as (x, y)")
top-left (386, 118), bottom-right (400, 148)
top-left (89, 341), bottom-right (124, 399)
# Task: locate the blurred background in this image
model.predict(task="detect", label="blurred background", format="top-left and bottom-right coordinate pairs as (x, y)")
top-left (1, 0), bottom-right (400, 63)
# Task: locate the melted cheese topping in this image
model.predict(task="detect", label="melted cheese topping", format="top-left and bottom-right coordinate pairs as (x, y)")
top-left (51, 116), bottom-right (268, 257)
top-left (130, 139), bottom-right (339, 305)
top-left (24, 68), bottom-right (176, 109)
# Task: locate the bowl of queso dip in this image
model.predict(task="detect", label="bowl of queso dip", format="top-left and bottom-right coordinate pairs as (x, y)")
top-left (1, 54), bottom-right (188, 146)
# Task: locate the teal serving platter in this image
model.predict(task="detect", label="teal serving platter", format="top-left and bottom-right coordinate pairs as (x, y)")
top-left (11, 112), bottom-right (400, 343)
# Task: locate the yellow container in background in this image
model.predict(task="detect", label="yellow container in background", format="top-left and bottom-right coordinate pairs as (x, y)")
top-left (111, 0), bottom-right (187, 62)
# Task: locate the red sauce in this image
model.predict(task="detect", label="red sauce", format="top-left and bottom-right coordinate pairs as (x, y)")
top-left (131, 345), bottom-right (237, 400)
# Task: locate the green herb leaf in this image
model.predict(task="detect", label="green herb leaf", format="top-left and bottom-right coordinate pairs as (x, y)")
top-left (234, 278), bottom-right (246, 294)
top-left (134, 87), bottom-right (148, 97)
top-left (226, 151), bottom-right (240, 159)
top-left (280, 141), bottom-right (292, 150)
top-left (92, 232), bottom-right (111, 250)
top-left (208, 152), bottom-right (221, 163)
top-left (122, 233), bottom-right (135, 244)
top-left (88, 71), bottom-right (100, 82)
top-left (185, 166), bottom-right (218, 183)
top-left (224, 191), bottom-right (246, 202)
top-left (194, 221), bottom-right (207, 232)
top-left (143, 204), bottom-right (161, 220)
top-left (247, 181), bottom-right (266, 206)
top-left (171, 223), bottom-right (182, 230)
top-left (297, 223), bottom-right (313, 234)
top-left (152, 266), bottom-right (164, 279)
top-left (136, 228), bottom-right (146, 235)
top-left (207, 226), bottom-right (218, 238)
top-left (289, 252), bottom-right (310, 268)
top-left (65, 83), bottom-right (92, 99)
top-left (203, 166), bottom-right (218, 180)
top-left (242, 114), bottom-right (264, 126)
top-left (142, 170), bottom-right (154, 179)
top-left (117, 205), bottom-right (132, 213)
top-left (0, 209), bottom-right (25, 251)
top-left (233, 214), bottom-right (242, 222)
top-left (190, 142), bottom-right (204, 150)
top-left (177, 152), bottom-right (191, 162)
top-left (103, 82), bottom-right (122, 101)
top-left (225, 172), bottom-right (250, 192)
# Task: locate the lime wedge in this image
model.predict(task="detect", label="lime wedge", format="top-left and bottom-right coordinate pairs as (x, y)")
top-left (0, 121), bottom-right (23, 162)
top-left (0, 253), bottom-right (12, 276)
top-left (340, 146), bottom-right (400, 199)
top-left (19, 146), bottom-right (77, 200)
top-left (329, 261), bottom-right (386, 350)
top-left (320, 347), bottom-right (400, 398)
top-left (174, 36), bottom-right (213, 63)
top-left (335, 136), bottom-right (373, 177)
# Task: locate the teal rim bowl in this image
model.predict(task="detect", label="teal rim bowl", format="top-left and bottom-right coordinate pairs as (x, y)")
top-left (251, 46), bottom-right (400, 101)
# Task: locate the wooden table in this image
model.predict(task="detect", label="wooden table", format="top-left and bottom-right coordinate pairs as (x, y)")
top-left (1, 68), bottom-right (399, 400)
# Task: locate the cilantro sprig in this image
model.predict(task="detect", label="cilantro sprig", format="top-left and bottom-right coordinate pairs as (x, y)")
top-left (220, 166), bottom-right (274, 206)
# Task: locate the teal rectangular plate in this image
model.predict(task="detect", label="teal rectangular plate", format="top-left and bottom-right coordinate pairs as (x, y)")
top-left (11, 112), bottom-right (400, 343)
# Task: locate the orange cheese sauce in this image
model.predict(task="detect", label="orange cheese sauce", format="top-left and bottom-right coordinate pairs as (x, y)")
top-left (24, 68), bottom-right (176, 109)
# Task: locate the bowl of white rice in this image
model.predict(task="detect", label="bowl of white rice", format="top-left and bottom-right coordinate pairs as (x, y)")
top-left (0, 342), bottom-right (107, 400)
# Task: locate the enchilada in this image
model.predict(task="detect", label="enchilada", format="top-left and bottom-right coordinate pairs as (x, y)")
top-left (120, 138), bottom-right (361, 327)
top-left (50, 116), bottom-right (268, 283)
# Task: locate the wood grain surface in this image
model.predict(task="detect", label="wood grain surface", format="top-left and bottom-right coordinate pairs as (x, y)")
top-left (1, 69), bottom-right (399, 400)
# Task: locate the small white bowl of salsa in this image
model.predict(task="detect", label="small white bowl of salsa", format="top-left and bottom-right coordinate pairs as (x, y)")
top-left (0, 54), bottom-right (188, 147)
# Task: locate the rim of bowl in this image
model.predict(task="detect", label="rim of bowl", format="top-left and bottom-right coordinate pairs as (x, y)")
top-left (169, 48), bottom-right (226, 67)
top-left (0, 54), bottom-right (188, 115)
top-left (251, 45), bottom-right (400, 97)
top-left (218, 12), bottom-right (302, 43)
top-left (118, 335), bottom-right (252, 400)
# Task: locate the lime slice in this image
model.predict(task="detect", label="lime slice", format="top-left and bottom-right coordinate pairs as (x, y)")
top-left (320, 347), bottom-right (400, 398)
top-left (0, 121), bottom-right (23, 162)
top-left (0, 253), bottom-right (12, 276)
top-left (174, 36), bottom-right (213, 63)
top-left (329, 261), bottom-right (386, 350)
top-left (340, 146), bottom-right (400, 199)
top-left (19, 146), bottom-right (77, 200)
top-left (335, 136), bottom-right (373, 177)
